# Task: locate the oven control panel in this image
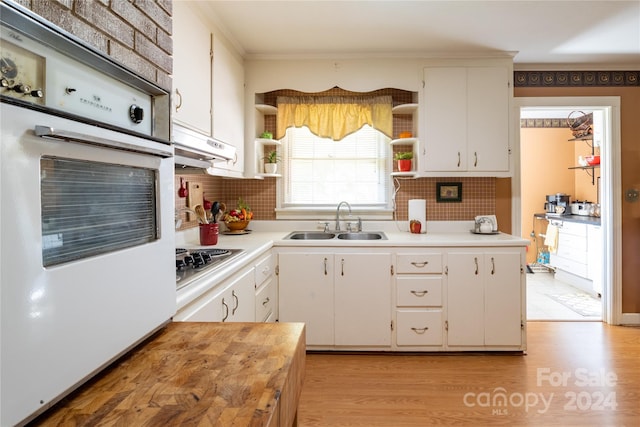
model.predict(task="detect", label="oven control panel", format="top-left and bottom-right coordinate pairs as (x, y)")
top-left (0, 38), bottom-right (45, 104)
top-left (1, 25), bottom-right (152, 136)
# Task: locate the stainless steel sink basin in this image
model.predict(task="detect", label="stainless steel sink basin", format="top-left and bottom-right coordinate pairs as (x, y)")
top-left (285, 231), bottom-right (337, 240)
top-left (283, 231), bottom-right (387, 240)
top-left (337, 232), bottom-right (386, 240)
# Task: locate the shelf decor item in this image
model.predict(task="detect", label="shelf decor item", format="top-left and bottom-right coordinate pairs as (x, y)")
top-left (394, 151), bottom-right (413, 172)
top-left (436, 182), bottom-right (462, 202)
top-left (262, 149), bottom-right (281, 174)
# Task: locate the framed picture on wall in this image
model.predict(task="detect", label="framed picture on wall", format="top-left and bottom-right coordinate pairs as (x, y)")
top-left (436, 182), bottom-right (462, 202)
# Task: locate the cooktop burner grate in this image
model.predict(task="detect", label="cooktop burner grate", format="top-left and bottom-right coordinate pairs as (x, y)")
top-left (175, 248), bottom-right (245, 289)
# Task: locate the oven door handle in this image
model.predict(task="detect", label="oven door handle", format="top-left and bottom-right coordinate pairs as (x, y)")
top-left (34, 125), bottom-right (173, 158)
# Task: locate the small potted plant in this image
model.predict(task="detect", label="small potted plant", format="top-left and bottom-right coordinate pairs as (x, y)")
top-left (394, 151), bottom-right (413, 172)
top-left (262, 149), bottom-right (281, 174)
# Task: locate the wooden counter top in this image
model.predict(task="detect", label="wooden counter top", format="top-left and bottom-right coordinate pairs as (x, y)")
top-left (30, 322), bottom-right (306, 427)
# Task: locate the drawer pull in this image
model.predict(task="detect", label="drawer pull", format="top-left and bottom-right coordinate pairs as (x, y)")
top-left (410, 290), bottom-right (429, 297)
top-left (410, 261), bottom-right (429, 268)
top-left (262, 297), bottom-right (270, 306)
top-left (411, 326), bottom-right (429, 334)
top-left (490, 257), bottom-right (495, 275)
top-left (324, 257), bottom-right (328, 275)
top-left (474, 257), bottom-right (479, 275)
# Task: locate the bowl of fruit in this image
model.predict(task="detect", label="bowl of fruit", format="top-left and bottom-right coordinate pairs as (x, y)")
top-left (223, 198), bottom-right (253, 232)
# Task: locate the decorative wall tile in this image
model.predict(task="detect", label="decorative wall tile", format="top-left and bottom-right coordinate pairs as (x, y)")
top-left (515, 71), bottom-right (639, 87)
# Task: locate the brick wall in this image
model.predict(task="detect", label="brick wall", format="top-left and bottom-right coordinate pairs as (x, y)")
top-left (18, 0), bottom-right (172, 91)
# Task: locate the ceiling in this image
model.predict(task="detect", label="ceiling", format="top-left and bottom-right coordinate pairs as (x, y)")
top-left (198, 0), bottom-right (639, 68)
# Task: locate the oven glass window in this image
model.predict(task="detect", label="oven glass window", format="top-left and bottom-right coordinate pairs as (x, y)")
top-left (40, 157), bottom-right (158, 267)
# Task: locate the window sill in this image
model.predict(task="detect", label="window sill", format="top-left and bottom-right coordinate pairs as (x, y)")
top-left (275, 207), bottom-right (394, 221)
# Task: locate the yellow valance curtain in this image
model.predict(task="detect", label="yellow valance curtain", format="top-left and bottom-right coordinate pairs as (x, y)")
top-left (276, 95), bottom-right (393, 141)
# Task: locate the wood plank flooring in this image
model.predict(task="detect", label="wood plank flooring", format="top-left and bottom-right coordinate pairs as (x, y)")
top-left (298, 322), bottom-right (640, 426)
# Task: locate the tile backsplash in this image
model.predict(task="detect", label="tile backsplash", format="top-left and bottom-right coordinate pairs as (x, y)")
top-left (175, 174), bottom-right (496, 231)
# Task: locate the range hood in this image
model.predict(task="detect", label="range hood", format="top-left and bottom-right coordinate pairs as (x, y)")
top-left (173, 124), bottom-right (236, 172)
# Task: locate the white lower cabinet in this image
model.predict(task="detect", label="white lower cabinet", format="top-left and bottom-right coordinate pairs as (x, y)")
top-left (277, 250), bottom-right (391, 348)
top-left (276, 245), bottom-right (526, 352)
top-left (175, 265), bottom-right (255, 322)
top-left (447, 249), bottom-right (524, 348)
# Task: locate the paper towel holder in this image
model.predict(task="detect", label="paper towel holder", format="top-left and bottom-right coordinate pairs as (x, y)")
top-left (436, 182), bottom-right (462, 203)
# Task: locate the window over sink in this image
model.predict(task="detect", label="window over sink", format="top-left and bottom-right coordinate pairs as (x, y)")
top-left (276, 125), bottom-right (392, 218)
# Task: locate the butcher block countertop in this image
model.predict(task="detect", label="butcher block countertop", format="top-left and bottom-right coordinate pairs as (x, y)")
top-left (30, 322), bottom-right (306, 427)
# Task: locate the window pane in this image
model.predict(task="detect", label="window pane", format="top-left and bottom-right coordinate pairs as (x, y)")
top-left (282, 125), bottom-right (390, 207)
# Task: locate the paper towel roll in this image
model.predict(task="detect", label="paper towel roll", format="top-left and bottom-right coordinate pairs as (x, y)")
top-left (408, 199), bottom-right (426, 233)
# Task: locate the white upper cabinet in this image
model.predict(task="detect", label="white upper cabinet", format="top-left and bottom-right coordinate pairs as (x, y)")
top-left (172, 2), bottom-right (212, 136)
top-left (212, 35), bottom-right (245, 175)
top-left (422, 65), bottom-right (511, 175)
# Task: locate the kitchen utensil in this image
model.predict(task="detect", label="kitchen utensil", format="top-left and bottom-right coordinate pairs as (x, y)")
top-left (216, 202), bottom-right (226, 224)
top-left (203, 193), bottom-right (212, 210)
top-left (178, 177), bottom-right (188, 198)
top-left (186, 181), bottom-right (204, 221)
top-left (211, 201), bottom-right (220, 223)
top-left (194, 204), bottom-right (208, 224)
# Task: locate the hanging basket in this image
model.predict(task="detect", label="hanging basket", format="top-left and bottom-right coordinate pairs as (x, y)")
top-left (567, 111), bottom-right (593, 138)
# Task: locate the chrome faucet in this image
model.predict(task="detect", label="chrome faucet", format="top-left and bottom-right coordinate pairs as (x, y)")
top-left (335, 201), bottom-right (352, 231)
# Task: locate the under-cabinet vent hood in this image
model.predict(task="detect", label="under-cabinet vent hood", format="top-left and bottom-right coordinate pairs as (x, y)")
top-left (172, 124), bottom-right (235, 172)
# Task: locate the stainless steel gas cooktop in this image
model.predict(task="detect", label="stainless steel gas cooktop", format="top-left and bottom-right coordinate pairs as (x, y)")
top-left (176, 248), bottom-right (245, 289)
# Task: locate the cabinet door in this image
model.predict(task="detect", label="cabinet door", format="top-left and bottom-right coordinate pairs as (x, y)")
top-left (278, 253), bottom-right (334, 345)
top-left (212, 35), bottom-right (244, 174)
top-left (483, 252), bottom-right (522, 346)
top-left (334, 253), bottom-right (391, 346)
top-left (466, 67), bottom-right (510, 172)
top-left (172, 2), bottom-right (211, 135)
top-left (224, 267), bottom-right (255, 322)
top-left (423, 67), bottom-right (467, 172)
top-left (447, 252), bottom-right (485, 346)
top-left (174, 286), bottom-right (225, 322)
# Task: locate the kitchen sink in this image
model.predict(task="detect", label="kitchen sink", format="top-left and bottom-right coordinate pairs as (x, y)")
top-left (336, 232), bottom-right (386, 240)
top-left (285, 231), bottom-right (337, 240)
top-left (283, 231), bottom-right (387, 240)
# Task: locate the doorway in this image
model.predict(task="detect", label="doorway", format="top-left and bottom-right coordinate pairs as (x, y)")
top-left (513, 97), bottom-right (621, 325)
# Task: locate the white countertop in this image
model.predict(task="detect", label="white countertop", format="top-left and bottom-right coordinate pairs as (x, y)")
top-left (175, 221), bottom-right (529, 310)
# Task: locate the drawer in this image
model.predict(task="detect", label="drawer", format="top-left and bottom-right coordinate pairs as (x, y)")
top-left (559, 221), bottom-right (587, 237)
top-left (549, 254), bottom-right (588, 278)
top-left (396, 276), bottom-right (442, 307)
top-left (396, 310), bottom-right (443, 346)
top-left (255, 277), bottom-right (276, 322)
top-left (556, 246), bottom-right (587, 263)
top-left (396, 253), bottom-right (442, 274)
top-left (558, 232), bottom-right (586, 253)
top-left (254, 253), bottom-right (275, 288)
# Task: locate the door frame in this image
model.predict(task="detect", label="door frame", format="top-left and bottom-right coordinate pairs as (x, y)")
top-left (512, 96), bottom-right (621, 325)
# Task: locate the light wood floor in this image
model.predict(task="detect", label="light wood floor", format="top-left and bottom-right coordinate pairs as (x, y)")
top-left (298, 322), bottom-right (640, 426)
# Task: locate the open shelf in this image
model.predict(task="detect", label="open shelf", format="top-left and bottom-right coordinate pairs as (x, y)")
top-left (390, 171), bottom-right (419, 178)
top-left (255, 104), bottom-right (277, 115)
top-left (390, 137), bottom-right (418, 145)
top-left (392, 103), bottom-right (418, 114)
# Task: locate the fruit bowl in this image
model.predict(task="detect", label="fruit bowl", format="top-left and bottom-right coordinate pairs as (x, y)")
top-left (224, 220), bottom-right (250, 231)
top-left (585, 155), bottom-right (600, 166)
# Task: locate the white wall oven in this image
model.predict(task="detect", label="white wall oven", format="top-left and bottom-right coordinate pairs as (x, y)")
top-left (0, 3), bottom-right (175, 425)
